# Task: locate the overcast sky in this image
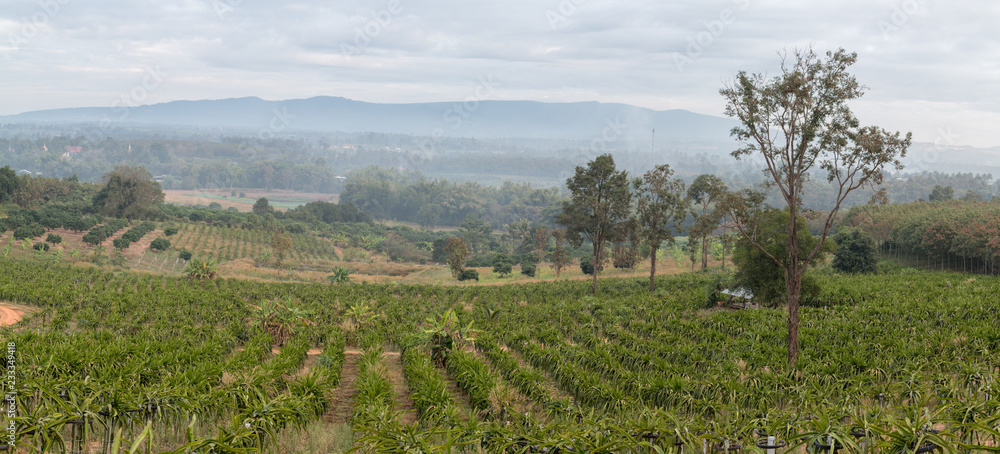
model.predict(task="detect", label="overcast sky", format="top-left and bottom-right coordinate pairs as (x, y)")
top-left (2, 0), bottom-right (998, 147)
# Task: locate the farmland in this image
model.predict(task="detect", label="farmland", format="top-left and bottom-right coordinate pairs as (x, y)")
top-left (2, 257), bottom-right (999, 453)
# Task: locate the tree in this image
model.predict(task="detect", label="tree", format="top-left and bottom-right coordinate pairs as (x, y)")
top-left (532, 227), bottom-right (549, 268)
top-left (492, 253), bottom-right (513, 278)
top-left (459, 215), bottom-right (492, 254)
top-left (687, 174), bottom-right (727, 271)
top-left (149, 238), bottom-right (171, 251)
top-left (271, 230), bottom-right (293, 274)
top-left (92, 165), bottom-right (164, 219)
top-left (928, 185), bottom-right (954, 202)
top-left (832, 227), bottom-right (878, 274)
top-left (0, 166), bottom-right (21, 204)
top-left (557, 154), bottom-right (633, 294)
top-left (960, 190), bottom-right (984, 202)
top-left (252, 197), bottom-right (274, 214)
top-left (732, 209), bottom-right (833, 307)
top-left (417, 203), bottom-right (443, 229)
top-left (444, 236), bottom-right (469, 283)
top-left (720, 48), bottom-right (911, 362)
top-left (550, 229), bottom-right (572, 279)
top-left (635, 164), bottom-right (687, 292)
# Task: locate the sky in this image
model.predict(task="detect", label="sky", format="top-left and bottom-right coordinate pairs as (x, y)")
top-left (2, 0), bottom-right (999, 148)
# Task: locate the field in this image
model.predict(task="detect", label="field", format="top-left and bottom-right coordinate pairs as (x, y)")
top-left (163, 190), bottom-right (337, 212)
top-left (2, 256), bottom-right (999, 453)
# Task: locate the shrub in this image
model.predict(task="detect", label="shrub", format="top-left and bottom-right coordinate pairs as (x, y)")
top-left (113, 238), bottom-right (131, 250)
top-left (164, 227), bottom-right (178, 236)
top-left (150, 238), bottom-right (171, 251)
top-left (45, 234), bottom-right (62, 244)
top-left (521, 262), bottom-right (536, 277)
top-left (832, 227), bottom-right (878, 274)
top-left (13, 225), bottom-right (44, 240)
top-left (178, 250), bottom-right (193, 261)
top-left (492, 253), bottom-right (513, 277)
top-left (33, 242), bottom-right (49, 252)
top-left (580, 256), bottom-right (594, 275)
top-left (208, 202), bottom-right (223, 210)
top-left (458, 269), bottom-right (479, 282)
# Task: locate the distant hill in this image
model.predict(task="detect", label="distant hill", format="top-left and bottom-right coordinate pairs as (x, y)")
top-left (1, 96), bottom-right (739, 142)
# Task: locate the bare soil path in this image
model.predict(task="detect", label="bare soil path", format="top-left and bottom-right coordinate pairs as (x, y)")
top-left (0, 305), bottom-right (25, 326)
top-left (326, 349), bottom-right (362, 424)
top-left (382, 351), bottom-right (418, 425)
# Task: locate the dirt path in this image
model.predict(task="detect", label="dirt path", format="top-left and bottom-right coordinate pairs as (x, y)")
top-left (326, 349), bottom-right (362, 424)
top-left (0, 305), bottom-right (25, 326)
top-left (382, 351), bottom-right (418, 425)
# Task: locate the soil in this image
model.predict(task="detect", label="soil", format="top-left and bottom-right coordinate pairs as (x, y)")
top-left (0, 305), bottom-right (25, 326)
top-left (326, 349), bottom-right (362, 424)
top-left (382, 351), bottom-right (417, 425)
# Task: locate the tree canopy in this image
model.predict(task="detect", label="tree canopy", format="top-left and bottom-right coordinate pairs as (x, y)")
top-left (92, 165), bottom-right (164, 219)
top-left (557, 154), bottom-right (632, 294)
top-left (720, 48), bottom-right (911, 363)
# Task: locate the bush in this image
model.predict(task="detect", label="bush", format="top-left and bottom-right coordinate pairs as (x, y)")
top-left (178, 250), bottom-right (193, 261)
top-left (580, 256), bottom-right (594, 275)
top-left (492, 253), bottom-right (513, 277)
top-left (113, 238), bottom-right (131, 250)
top-left (832, 227), bottom-right (878, 274)
top-left (164, 227), bottom-right (178, 236)
top-left (458, 269), bottom-right (479, 282)
top-left (150, 238), bottom-right (171, 251)
top-left (13, 225), bottom-right (44, 240)
top-left (33, 242), bottom-right (49, 252)
top-left (45, 234), bottom-right (62, 244)
top-left (521, 262), bottom-right (536, 277)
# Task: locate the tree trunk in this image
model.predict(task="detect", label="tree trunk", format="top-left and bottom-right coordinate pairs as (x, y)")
top-left (649, 246), bottom-right (658, 292)
top-left (701, 234), bottom-right (709, 271)
top-left (591, 242), bottom-right (600, 294)
top-left (786, 270), bottom-right (802, 364)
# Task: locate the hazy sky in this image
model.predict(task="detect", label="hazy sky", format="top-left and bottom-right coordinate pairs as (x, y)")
top-left (2, 0), bottom-right (998, 147)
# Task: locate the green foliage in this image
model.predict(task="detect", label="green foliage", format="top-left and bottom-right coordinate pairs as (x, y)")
top-left (732, 209), bottom-right (833, 306)
top-left (0, 165), bottom-right (21, 204)
top-left (45, 233), bottom-right (62, 244)
top-left (558, 154), bottom-right (632, 293)
top-left (92, 165), bottom-right (164, 219)
top-left (252, 197), bottom-right (274, 214)
top-left (178, 249), bottom-right (193, 261)
top-left (328, 266), bottom-right (352, 284)
top-left (580, 256), bottom-right (594, 275)
top-left (184, 257), bottom-right (218, 280)
top-left (164, 227), bottom-right (178, 236)
top-left (13, 224), bottom-right (44, 240)
top-left (112, 237), bottom-right (131, 250)
top-left (444, 236), bottom-right (469, 280)
top-left (492, 252), bottom-right (513, 277)
top-left (928, 184), bottom-right (954, 202)
top-left (32, 242), bottom-right (49, 252)
top-left (457, 269), bottom-right (479, 282)
top-left (832, 227), bottom-right (878, 274)
top-left (520, 262), bottom-right (536, 277)
top-left (149, 237), bottom-right (171, 251)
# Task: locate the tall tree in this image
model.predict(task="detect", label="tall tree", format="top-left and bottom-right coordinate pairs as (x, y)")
top-left (444, 236), bottom-right (470, 284)
top-left (532, 227), bottom-right (549, 267)
top-left (253, 197), bottom-right (274, 214)
top-left (271, 230), bottom-right (293, 275)
top-left (0, 166), bottom-right (21, 204)
top-left (92, 165), bottom-right (164, 219)
top-left (550, 229), bottom-right (571, 279)
top-left (687, 174), bottom-right (727, 271)
top-left (635, 164), bottom-right (687, 292)
top-left (720, 48), bottom-right (911, 363)
top-left (556, 154), bottom-right (632, 294)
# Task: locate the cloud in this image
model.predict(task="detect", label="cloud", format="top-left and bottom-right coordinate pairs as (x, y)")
top-left (0, 0), bottom-right (997, 147)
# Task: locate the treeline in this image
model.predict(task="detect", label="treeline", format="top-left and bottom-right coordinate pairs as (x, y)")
top-left (339, 166), bottom-right (562, 228)
top-left (845, 200), bottom-right (1000, 275)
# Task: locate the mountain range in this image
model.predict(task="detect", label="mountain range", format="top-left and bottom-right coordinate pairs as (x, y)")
top-left (1, 96), bottom-right (738, 142)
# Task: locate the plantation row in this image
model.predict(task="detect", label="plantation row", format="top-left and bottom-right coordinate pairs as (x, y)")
top-left (847, 200), bottom-right (1000, 275)
top-left (1, 259), bottom-right (999, 452)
